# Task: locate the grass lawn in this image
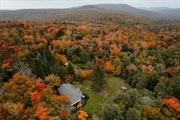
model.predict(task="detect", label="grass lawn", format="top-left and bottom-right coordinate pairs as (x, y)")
top-left (105, 75), bottom-right (130, 96)
top-left (82, 86), bottom-right (105, 116)
top-left (74, 80), bottom-right (105, 116)
top-left (74, 74), bottom-right (130, 118)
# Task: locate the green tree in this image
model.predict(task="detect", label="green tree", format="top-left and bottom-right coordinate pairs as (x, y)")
top-left (26, 42), bottom-right (67, 78)
top-left (154, 81), bottom-right (173, 98)
top-left (170, 75), bottom-right (180, 99)
top-left (104, 104), bottom-right (123, 120)
top-left (67, 62), bottom-right (74, 74)
top-left (91, 66), bottom-right (105, 92)
top-left (114, 89), bottom-right (140, 108)
top-left (125, 108), bottom-right (142, 120)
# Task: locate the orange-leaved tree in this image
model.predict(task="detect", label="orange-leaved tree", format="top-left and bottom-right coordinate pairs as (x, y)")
top-left (161, 97), bottom-right (180, 112)
top-left (105, 61), bottom-right (115, 73)
top-left (1, 73), bottom-right (71, 120)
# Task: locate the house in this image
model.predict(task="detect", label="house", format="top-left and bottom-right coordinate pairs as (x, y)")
top-left (57, 83), bottom-right (88, 112)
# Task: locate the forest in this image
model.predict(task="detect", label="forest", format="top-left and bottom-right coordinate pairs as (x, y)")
top-left (0, 18), bottom-right (179, 120)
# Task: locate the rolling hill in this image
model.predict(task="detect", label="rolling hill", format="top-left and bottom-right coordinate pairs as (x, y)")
top-left (142, 7), bottom-right (180, 19)
top-left (0, 4), bottom-right (179, 22)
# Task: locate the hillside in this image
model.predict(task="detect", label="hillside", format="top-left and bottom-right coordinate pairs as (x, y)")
top-left (95, 4), bottom-right (163, 19)
top-left (0, 19), bottom-right (179, 119)
top-left (0, 8), bottom-right (132, 22)
top-left (142, 7), bottom-right (180, 19)
top-left (0, 4), bottom-right (179, 22)
top-left (0, 3), bottom-right (180, 120)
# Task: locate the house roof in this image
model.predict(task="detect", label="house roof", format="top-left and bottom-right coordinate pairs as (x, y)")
top-left (57, 83), bottom-right (82, 106)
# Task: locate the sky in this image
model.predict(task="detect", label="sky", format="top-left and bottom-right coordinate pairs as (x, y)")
top-left (0, 0), bottom-right (180, 10)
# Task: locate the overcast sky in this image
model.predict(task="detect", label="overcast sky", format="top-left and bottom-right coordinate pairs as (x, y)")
top-left (0, 0), bottom-right (180, 10)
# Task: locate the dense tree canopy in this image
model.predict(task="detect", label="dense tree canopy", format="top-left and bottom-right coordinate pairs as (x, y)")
top-left (0, 19), bottom-right (179, 119)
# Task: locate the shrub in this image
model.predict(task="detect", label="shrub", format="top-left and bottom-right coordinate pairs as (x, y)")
top-left (104, 104), bottom-right (123, 120)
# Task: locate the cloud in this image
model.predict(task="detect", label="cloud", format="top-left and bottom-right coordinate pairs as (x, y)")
top-left (1, 0), bottom-right (179, 10)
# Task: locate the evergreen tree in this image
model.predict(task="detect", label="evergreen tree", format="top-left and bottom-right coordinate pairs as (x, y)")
top-left (91, 66), bottom-right (105, 92)
top-left (27, 41), bottom-right (67, 78)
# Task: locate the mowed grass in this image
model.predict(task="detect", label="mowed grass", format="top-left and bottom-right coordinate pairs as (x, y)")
top-left (74, 74), bottom-right (129, 118)
top-left (74, 80), bottom-right (105, 116)
top-left (105, 75), bottom-right (130, 96)
top-left (82, 86), bottom-right (105, 116)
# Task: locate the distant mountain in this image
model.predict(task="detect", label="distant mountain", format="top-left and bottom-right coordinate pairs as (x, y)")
top-left (95, 4), bottom-right (163, 19)
top-left (0, 8), bottom-right (133, 23)
top-left (0, 4), bottom-right (179, 22)
top-left (141, 7), bottom-right (180, 19)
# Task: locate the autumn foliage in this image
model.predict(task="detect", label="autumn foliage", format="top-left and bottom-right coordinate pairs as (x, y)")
top-left (0, 19), bottom-right (179, 119)
top-left (1, 73), bottom-right (71, 119)
top-left (161, 97), bottom-right (180, 112)
top-left (78, 110), bottom-right (89, 120)
top-left (110, 47), bottom-right (121, 57)
top-left (105, 61), bottom-right (115, 73)
top-left (79, 69), bottom-right (93, 79)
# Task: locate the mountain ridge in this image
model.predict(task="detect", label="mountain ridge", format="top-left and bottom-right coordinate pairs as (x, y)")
top-left (0, 4), bottom-right (179, 21)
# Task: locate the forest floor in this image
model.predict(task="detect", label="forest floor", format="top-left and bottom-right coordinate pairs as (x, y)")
top-left (74, 74), bottom-right (130, 118)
